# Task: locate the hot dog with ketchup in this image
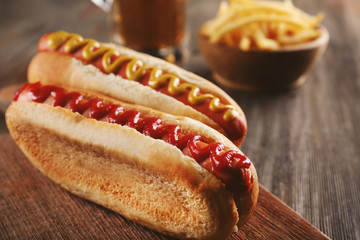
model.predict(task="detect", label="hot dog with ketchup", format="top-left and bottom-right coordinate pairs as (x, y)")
top-left (6, 82), bottom-right (258, 240)
top-left (28, 31), bottom-right (247, 146)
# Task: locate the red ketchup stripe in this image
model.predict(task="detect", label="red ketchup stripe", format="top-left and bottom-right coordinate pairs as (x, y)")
top-left (14, 82), bottom-right (252, 192)
top-left (37, 34), bottom-right (246, 143)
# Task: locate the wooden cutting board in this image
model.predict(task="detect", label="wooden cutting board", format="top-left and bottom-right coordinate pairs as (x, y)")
top-left (0, 85), bottom-right (330, 239)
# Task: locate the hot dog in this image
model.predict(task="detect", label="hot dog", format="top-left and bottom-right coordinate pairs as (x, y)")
top-left (6, 82), bottom-right (258, 240)
top-left (27, 31), bottom-right (247, 146)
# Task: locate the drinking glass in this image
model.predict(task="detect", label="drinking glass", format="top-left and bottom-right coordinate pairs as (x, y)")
top-left (92, 0), bottom-right (189, 63)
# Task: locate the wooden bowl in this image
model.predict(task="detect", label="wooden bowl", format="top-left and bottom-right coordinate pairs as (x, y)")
top-left (198, 26), bottom-right (329, 91)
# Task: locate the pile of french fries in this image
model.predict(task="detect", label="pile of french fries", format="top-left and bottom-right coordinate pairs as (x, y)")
top-left (202, 0), bottom-right (324, 51)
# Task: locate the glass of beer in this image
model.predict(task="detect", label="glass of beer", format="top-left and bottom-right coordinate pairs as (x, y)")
top-left (92, 0), bottom-right (189, 64)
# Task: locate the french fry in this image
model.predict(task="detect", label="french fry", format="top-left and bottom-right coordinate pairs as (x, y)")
top-left (278, 29), bottom-right (322, 45)
top-left (202, 0), bottom-right (324, 51)
top-left (254, 28), bottom-right (279, 50)
top-left (239, 37), bottom-right (251, 51)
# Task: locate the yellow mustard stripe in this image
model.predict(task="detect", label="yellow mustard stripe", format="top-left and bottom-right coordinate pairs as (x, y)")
top-left (47, 31), bottom-right (239, 122)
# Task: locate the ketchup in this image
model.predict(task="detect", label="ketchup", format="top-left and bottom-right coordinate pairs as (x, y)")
top-left (14, 82), bottom-right (252, 192)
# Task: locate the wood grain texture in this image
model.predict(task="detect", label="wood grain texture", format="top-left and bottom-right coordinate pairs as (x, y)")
top-left (0, 83), bottom-right (24, 113)
top-left (0, 0), bottom-right (359, 239)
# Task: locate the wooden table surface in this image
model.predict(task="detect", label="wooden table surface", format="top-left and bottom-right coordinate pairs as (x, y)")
top-left (0, 0), bottom-right (359, 239)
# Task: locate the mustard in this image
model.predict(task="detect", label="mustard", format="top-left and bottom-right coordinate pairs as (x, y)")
top-left (47, 31), bottom-right (239, 122)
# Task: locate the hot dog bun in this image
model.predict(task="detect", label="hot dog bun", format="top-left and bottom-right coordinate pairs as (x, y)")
top-left (6, 83), bottom-right (258, 240)
top-left (27, 31), bottom-right (247, 146)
